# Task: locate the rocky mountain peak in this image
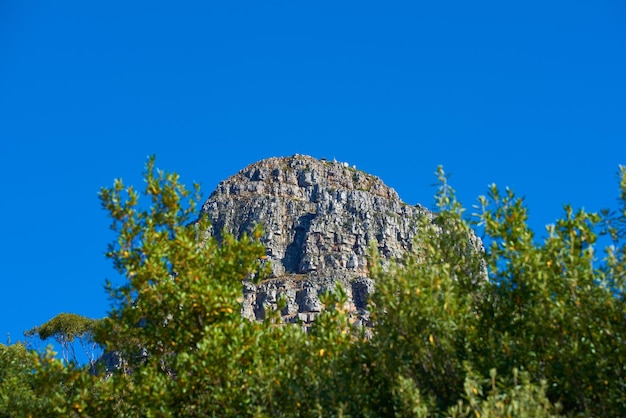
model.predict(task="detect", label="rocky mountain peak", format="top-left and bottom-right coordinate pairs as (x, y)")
top-left (200, 154), bottom-right (433, 325)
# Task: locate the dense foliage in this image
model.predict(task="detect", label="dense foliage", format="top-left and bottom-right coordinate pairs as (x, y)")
top-left (2, 159), bottom-right (625, 416)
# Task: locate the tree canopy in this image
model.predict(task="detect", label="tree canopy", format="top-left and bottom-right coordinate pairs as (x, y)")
top-left (25, 313), bottom-right (100, 365)
top-left (2, 158), bottom-right (625, 417)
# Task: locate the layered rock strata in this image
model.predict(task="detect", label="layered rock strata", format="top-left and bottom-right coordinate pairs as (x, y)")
top-left (200, 154), bottom-right (434, 326)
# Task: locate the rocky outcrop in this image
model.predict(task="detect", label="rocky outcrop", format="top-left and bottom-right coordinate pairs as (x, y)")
top-left (200, 154), bottom-right (435, 326)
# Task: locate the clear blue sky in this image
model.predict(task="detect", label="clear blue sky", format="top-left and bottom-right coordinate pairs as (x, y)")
top-left (1, 1), bottom-right (625, 347)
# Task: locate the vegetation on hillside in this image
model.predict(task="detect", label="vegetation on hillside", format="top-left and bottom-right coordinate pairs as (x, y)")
top-left (1, 158), bottom-right (625, 417)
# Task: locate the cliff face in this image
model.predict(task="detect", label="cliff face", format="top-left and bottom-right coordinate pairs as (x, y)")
top-left (200, 154), bottom-right (434, 325)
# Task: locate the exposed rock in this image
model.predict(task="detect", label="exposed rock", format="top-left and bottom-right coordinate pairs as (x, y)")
top-left (200, 154), bottom-right (435, 326)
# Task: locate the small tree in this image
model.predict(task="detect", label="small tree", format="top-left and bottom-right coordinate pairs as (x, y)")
top-left (25, 313), bottom-right (100, 365)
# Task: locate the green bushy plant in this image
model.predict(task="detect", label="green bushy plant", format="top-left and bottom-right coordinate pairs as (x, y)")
top-left (3, 160), bottom-right (625, 416)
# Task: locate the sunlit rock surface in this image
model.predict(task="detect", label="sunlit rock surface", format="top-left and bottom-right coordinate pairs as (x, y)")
top-left (200, 154), bottom-right (434, 326)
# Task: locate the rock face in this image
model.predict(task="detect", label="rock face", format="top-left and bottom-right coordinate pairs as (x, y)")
top-left (200, 154), bottom-right (434, 326)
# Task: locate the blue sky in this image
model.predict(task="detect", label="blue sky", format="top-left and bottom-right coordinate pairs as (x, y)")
top-left (1, 1), bottom-right (625, 348)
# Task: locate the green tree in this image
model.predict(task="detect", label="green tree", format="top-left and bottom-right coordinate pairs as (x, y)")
top-left (365, 165), bottom-right (626, 416)
top-left (25, 313), bottom-right (100, 365)
top-left (0, 343), bottom-right (48, 416)
top-left (367, 167), bottom-right (484, 412)
top-left (472, 177), bottom-right (626, 414)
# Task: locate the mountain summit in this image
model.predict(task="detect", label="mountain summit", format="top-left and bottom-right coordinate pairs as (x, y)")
top-left (200, 154), bottom-right (434, 325)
